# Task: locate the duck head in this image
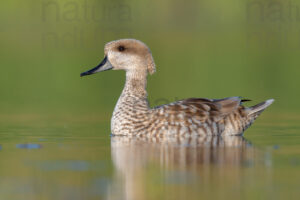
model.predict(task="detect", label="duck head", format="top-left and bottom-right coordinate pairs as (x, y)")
top-left (80, 39), bottom-right (156, 77)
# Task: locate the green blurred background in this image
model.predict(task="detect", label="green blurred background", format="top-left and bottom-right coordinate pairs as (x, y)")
top-left (1, 0), bottom-right (299, 117)
top-left (1, 1), bottom-right (300, 199)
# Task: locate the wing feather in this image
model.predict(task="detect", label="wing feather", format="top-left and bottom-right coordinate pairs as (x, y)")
top-left (153, 96), bottom-right (243, 123)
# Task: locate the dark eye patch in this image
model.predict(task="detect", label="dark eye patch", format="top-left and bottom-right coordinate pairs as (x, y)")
top-left (118, 45), bottom-right (125, 52)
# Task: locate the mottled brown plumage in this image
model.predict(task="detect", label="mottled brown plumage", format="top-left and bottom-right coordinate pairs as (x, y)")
top-left (81, 39), bottom-right (274, 136)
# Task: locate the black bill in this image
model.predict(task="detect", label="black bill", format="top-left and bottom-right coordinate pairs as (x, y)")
top-left (80, 56), bottom-right (113, 77)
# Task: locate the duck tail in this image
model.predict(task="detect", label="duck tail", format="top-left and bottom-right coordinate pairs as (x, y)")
top-left (223, 99), bottom-right (274, 136)
top-left (244, 98), bottom-right (274, 125)
top-left (236, 99), bottom-right (274, 134)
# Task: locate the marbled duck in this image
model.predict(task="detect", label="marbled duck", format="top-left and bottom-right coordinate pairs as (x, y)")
top-left (81, 39), bottom-right (274, 136)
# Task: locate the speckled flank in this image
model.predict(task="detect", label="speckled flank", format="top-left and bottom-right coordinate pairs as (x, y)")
top-left (84, 39), bottom-right (274, 136)
top-left (112, 92), bottom-right (272, 136)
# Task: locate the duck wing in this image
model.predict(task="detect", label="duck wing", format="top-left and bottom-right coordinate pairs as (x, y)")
top-left (154, 96), bottom-right (245, 123)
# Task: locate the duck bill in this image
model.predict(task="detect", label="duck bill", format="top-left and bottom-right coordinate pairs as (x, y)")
top-left (80, 56), bottom-right (113, 77)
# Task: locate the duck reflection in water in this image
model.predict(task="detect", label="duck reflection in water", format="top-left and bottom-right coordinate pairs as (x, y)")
top-left (107, 135), bottom-right (257, 200)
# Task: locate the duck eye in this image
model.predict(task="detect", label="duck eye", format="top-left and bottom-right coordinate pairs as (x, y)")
top-left (118, 46), bottom-right (125, 52)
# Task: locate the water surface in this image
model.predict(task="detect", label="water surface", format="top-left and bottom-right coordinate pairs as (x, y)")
top-left (0, 112), bottom-right (299, 200)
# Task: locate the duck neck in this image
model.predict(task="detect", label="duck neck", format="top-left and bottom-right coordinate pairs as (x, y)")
top-left (111, 69), bottom-right (150, 134)
top-left (113, 69), bottom-right (150, 116)
top-left (122, 69), bottom-right (148, 99)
